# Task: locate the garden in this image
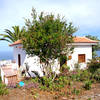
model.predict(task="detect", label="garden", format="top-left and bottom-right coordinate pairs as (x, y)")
top-left (0, 8), bottom-right (100, 100)
top-left (0, 58), bottom-right (100, 100)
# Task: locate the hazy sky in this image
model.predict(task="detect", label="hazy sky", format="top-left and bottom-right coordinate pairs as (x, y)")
top-left (0, 0), bottom-right (100, 51)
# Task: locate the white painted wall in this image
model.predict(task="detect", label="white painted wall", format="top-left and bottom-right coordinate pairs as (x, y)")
top-left (67, 45), bottom-right (92, 70)
top-left (1, 68), bottom-right (4, 82)
top-left (13, 43), bottom-right (93, 74)
top-left (13, 45), bottom-right (60, 76)
top-left (13, 44), bottom-right (26, 67)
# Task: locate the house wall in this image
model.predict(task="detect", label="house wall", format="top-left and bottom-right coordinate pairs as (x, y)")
top-left (13, 45), bottom-right (60, 76)
top-left (13, 44), bottom-right (26, 68)
top-left (1, 68), bottom-right (4, 82)
top-left (67, 45), bottom-right (92, 70)
top-left (13, 44), bottom-right (92, 74)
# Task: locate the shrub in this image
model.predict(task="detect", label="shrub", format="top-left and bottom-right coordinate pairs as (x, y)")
top-left (72, 88), bottom-right (80, 95)
top-left (60, 64), bottom-right (70, 76)
top-left (60, 64), bottom-right (70, 72)
top-left (80, 70), bottom-right (92, 81)
top-left (69, 70), bottom-right (81, 81)
top-left (93, 68), bottom-right (100, 82)
top-left (74, 63), bottom-right (80, 70)
top-left (84, 80), bottom-right (92, 90)
top-left (39, 75), bottom-right (69, 91)
top-left (60, 55), bottom-right (67, 66)
top-left (40, 85), bottom-right (47, 91)
top-left (0, 83), bottom-right (8, 95)
top-left (88, 58), bottom-right (100, 73)
top-left (40, 76), bottom-right (53, 87)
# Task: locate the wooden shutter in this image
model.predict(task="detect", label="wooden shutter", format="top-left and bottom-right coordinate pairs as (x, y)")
top-left (78, 54), bottom-right (85, 63)
top-left (68, 56), bottom-right (72, 60)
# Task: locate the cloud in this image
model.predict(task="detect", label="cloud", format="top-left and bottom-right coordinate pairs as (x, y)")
top-left (0, 0), bottom-right (100, 51)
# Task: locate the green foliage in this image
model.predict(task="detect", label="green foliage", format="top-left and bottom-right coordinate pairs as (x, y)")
top-left (88, 58), bottom-right (100, 73)
top-left (72, 74), bottom-right (80, 81)
top-left (0, 26), bottom-right (26, 43)
top-left (88, 98), bottom-right (91, 100)
top-left (40, 76), bottom-right (53, 87)
top-left (40, 85), bottom-right (47, 91)
top-left (0, 83), bottom-right (8, 95)
top-left (86, 35), bottom-right (100, 58)
top-left (39, 75), bottom-right (69, 91)
top-left (23, 8), bottom-right (77, 77)
top-left (60, 55), bottom-right (67, 66)
top-left (93, 68), bottom-right (100, 82)
top-left (0, 77), bottom-right (8, 95)
top-left (23, 9), bottom-right (77, 60)
top-left (69, 69), bottom-right (92, 82)
top-left (72, 88), bottom-right (80, 95)
top-left (74, 63), bottom-right (80, 70)
top-left (60, 64), bottom-right (70, 72)
top-left (84, 80), bottom-right (92, 90)
top-left (0, 77), bottom-right (2, 83)
top-left (80, 70), bottom-right (92, 81)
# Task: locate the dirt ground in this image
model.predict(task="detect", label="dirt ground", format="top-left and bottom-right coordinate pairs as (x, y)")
top-left (0, 83), bottom-right (100, 100)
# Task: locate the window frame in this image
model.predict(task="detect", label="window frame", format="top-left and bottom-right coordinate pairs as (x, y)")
top-left (78, 54), bottom-right (86, 63)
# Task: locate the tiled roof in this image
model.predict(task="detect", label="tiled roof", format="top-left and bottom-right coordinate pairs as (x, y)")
top-left (9, 37), bottom-right (98, 46)
top-left (74, 37), bottom-right (98, 43)
top-left (9, 40), bottom-right (22, 46)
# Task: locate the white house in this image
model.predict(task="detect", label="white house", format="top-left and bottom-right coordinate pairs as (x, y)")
top-left (9, 40), bottom-right (60, 77)
top-left (0, 36), bottom-right (98, 86)
top-left (9, 37), bottom-right (98, 72)
top-left (67, 37), bottom-right (98, 70)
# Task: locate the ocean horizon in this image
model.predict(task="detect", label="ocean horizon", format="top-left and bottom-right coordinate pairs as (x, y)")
top-left (0, 51), bottom-right (13, 60)
top-left (0, 51), bottom-right (100, 61)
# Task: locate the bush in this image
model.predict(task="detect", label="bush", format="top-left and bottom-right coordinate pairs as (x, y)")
top-left (60, 64), bottom-right (70, 76)
top-left (74, 63), bottom-right (80, 70)
top-left (80, 70), bottom-right (92, 81)
top-left (0, 83), bottom-right (8, 95)
top-left (72, 88), bottom-right (80, 95)
top-left (40, 76), bottom-right (53, 87)
top-left (84, 80), bottom-right (92, 90)
top-left (60, 55), bottom-right (67, 66)
top-left (88, 58), bottom-right (100, 73)
top-left (93, 68), bottom-right (100, 82)
top-left (60, 64), bottom-right (70, 72)
top-left (0, 77), bottom-right (8, 95)
top-left (39, 75), bottom-right (69, 91)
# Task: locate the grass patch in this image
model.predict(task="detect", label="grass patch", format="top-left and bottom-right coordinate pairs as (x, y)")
top-left (0, 77), bottom-right (8, 95)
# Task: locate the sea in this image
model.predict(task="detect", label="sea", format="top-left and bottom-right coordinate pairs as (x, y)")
top-left (96, 51), bottom-right (100, 57)
top-left (0, 51), bottom-right (13, 60)
top-left (0, 51), bottom-right (100, 61)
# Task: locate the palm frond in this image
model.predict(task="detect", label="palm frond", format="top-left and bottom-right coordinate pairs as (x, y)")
top-left (0, 38), bottom-right (12, 43)
top-left (0, 25), bottom-right (26, 43)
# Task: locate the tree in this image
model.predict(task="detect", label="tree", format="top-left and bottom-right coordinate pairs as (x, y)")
top-left (23, 8), bottom-right (77, 78)
top-left (86, 35), bottom-right (100, 58)
top-left (0, 26), bottom-right (26, 43)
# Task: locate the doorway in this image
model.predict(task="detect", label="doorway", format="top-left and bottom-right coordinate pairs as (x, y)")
top-left (18, 54), bottom-right (21, 67)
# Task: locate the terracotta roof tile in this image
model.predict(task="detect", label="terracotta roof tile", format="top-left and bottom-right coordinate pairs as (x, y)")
top-left (73, 37), bottom-right (98, 43)
top-left (9, 40), bottom-right (22, 46)
top-left (9, 37), bottom-right (98, 46)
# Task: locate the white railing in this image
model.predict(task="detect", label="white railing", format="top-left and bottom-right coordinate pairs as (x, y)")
top-left (0, 60), bottom-right (12, 67)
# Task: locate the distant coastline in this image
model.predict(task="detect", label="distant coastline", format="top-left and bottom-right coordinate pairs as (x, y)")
top-left (0, 51), bottom-right (13, 60)
top-left (0, 50), bottom-right (100, 61)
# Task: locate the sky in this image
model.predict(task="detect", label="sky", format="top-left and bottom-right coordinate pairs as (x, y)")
top-left (0, 0), bottom-right (100, 52)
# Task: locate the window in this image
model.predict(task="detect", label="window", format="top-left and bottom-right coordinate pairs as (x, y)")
top-left (68, 56), bottom-right (72, 60)
top-left (78, 54), bottom-right (85, 63)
